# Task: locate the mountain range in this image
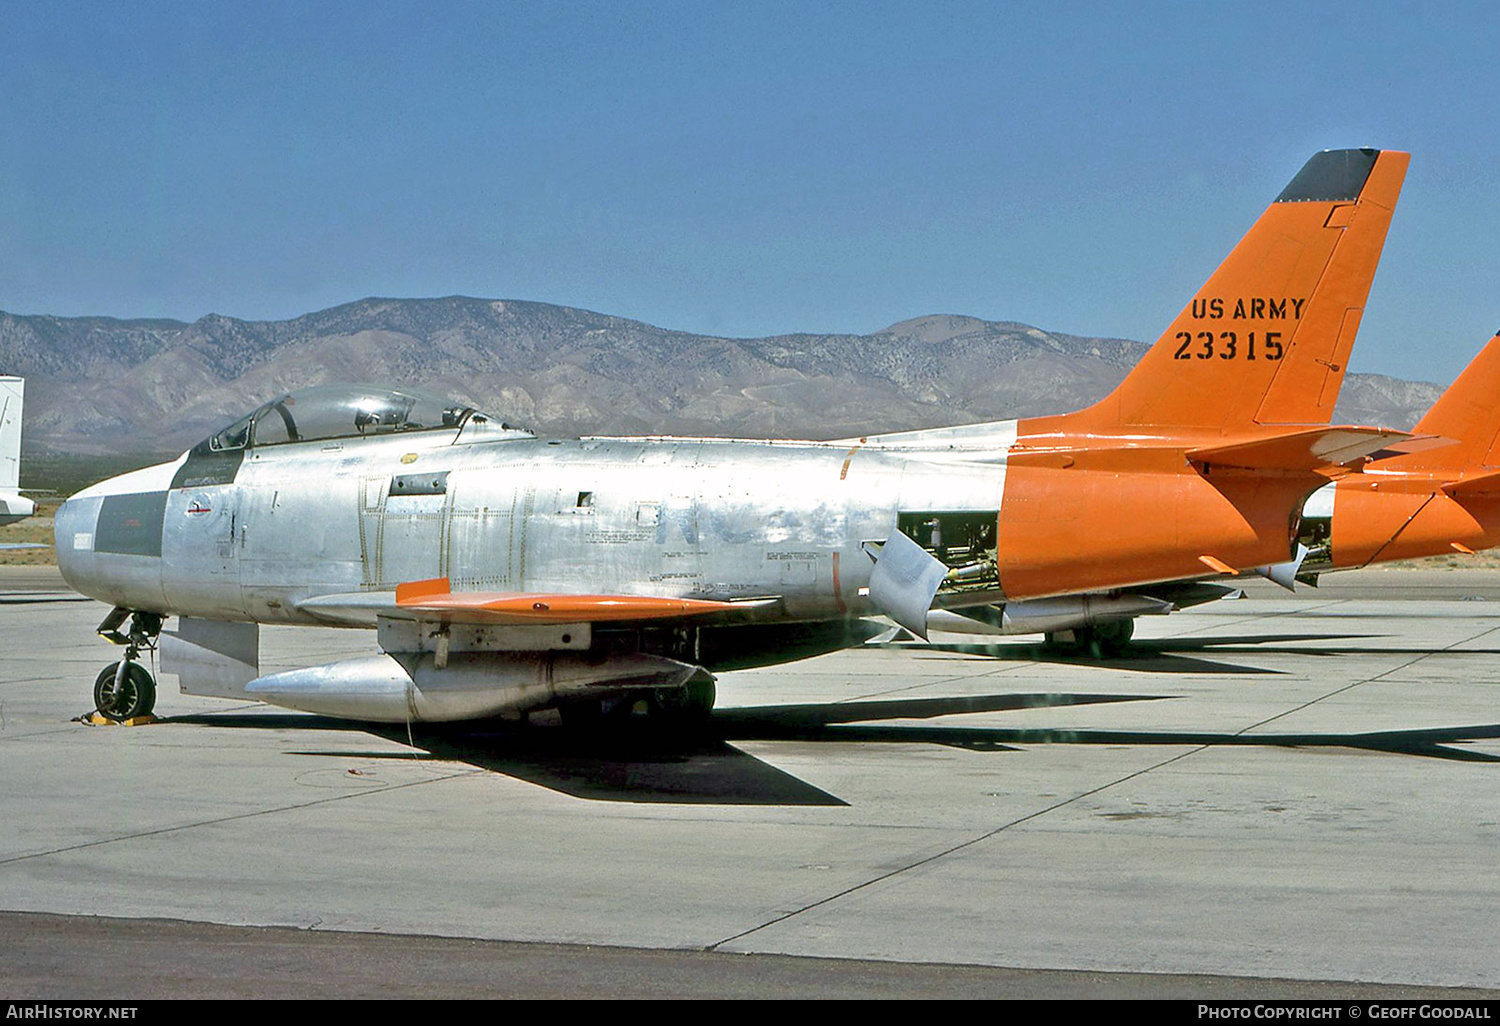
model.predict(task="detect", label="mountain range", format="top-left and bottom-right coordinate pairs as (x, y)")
top-left (0, 297), bottom-right (1444, 454)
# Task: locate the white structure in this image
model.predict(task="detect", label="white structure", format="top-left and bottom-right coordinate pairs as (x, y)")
top-left (0, 376), bottom-right (35, 524)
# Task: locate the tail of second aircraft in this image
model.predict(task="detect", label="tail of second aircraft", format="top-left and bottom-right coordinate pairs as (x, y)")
top-left (0, 376), bottom-right (34, 525)
top-left (0, 376), bottom-right (22, 492)
top-left (1318, 333), bottom-right (1500, 569)
top-left (1406, 333), bottom-right (1500, 472)
top-left (1026, 148), bottom-right (1409, 441)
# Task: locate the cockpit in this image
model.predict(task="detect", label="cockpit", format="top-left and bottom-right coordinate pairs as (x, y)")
top-left (201, 384), bottom-right (528, 452)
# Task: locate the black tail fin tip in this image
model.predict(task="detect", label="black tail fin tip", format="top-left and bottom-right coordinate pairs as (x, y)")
top-left (1275, 148), bottom-right (1381, 203)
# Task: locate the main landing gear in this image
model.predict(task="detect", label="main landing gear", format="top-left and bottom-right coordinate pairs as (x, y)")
top-left (643, 675), bottom-right (717, 729)
top-left (1044, 619), bottom-right (1135, 660)
top-left (558, 674), bottom-right (718, 736)
top-left (91, 609), bottom-right (163, 721)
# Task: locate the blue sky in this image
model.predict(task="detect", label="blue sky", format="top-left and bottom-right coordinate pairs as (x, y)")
top-left (1, 0), bottom-right (1497, 383)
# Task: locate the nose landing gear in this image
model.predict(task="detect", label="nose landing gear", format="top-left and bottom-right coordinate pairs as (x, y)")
top-left (91, 609), bottom-right (163, 721)
top-left (93, 661), bottom-right (157, 721)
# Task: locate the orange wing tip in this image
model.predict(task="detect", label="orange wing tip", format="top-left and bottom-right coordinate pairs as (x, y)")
top-left (1452, 543), bottom-right (1477, 555)
top-left (1199, 555), bottom-right (1239, 575)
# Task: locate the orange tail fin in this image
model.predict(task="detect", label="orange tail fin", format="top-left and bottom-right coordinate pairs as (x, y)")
top-left (1044, 149), bottom-right (1408, 436)
top-left (1407, 333), bottom-right (1500, 470)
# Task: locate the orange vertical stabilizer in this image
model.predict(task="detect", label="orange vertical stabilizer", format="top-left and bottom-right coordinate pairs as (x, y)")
top-left (1023, 148), bottom-right (1408, 443)
top-left (996, 150), bottom-right (1410, 599)
top-left (1407, 333), bottom-right (1500, 471)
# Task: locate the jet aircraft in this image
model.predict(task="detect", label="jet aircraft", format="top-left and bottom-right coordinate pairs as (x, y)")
top-left (1295, 330), bottom-right (1500, 573)
top-left (0, 376), bottom-right (35, 525)
top-left (55, 148), bottom-right (1409, 725)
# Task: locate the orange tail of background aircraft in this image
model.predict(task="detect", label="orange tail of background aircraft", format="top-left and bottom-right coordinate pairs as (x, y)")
top-left (996, 148), bottom-right (1411, 599)
top-left (1409, 334), bottom-right (1500, 472)
top-left (1320, 331), bottom-right (1500, 568)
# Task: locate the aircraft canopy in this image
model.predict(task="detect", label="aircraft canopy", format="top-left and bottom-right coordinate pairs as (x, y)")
top-left (205, 384), bottom-right (486, 451)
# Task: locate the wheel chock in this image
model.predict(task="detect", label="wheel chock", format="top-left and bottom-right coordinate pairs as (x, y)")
top-left (75, 711), bottom-right (160, 727)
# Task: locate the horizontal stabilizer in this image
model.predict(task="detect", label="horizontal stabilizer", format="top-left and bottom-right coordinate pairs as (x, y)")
top-left (1187, 426), bottom-right (1411, 472)
top-left (1365, 434), bottom-right (1456, 459)
top-left (1443, 470), bottom-right (1500, 500)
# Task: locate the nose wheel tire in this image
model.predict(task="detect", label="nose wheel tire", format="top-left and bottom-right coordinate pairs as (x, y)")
top-left (94, 662), bottom-right (157, 720)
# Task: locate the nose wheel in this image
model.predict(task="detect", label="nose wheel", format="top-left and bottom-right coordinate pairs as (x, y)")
top-left (91, 608), bottom-right (163, 721)
top-left (93, 661), bottom-right (157, 720)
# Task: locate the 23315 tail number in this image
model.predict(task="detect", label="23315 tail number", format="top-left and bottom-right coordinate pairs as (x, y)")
top-left (1174, 331), bottom-right (1283, 361)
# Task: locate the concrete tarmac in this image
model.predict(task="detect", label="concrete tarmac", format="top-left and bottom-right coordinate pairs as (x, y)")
top-left (3, 566), bottom-right (1500, 998)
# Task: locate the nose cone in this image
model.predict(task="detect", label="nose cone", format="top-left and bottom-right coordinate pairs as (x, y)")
top-left (54, 455), bottom-right (185, 605)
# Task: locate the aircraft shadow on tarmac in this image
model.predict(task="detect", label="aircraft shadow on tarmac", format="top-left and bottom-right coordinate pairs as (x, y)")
top-left (888, 631), bottom-right (1500, 664)
top-left (873, 632), bottom-right (1396, 672)
top-left (171, 678), bottom-right (1500, 806)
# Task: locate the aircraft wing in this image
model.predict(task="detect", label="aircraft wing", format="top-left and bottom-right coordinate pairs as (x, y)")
top-left (393, 577), bottom-right (766, 623)
top-left (297, 577), bottom-right (778, 628)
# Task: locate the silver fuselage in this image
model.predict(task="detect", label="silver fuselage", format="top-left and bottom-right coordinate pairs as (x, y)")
top-left (55, 423), bottom-right (1010, 626)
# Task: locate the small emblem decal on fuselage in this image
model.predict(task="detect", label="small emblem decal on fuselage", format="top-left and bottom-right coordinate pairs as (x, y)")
top-left (186, 498), bottom-right (212, 515)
